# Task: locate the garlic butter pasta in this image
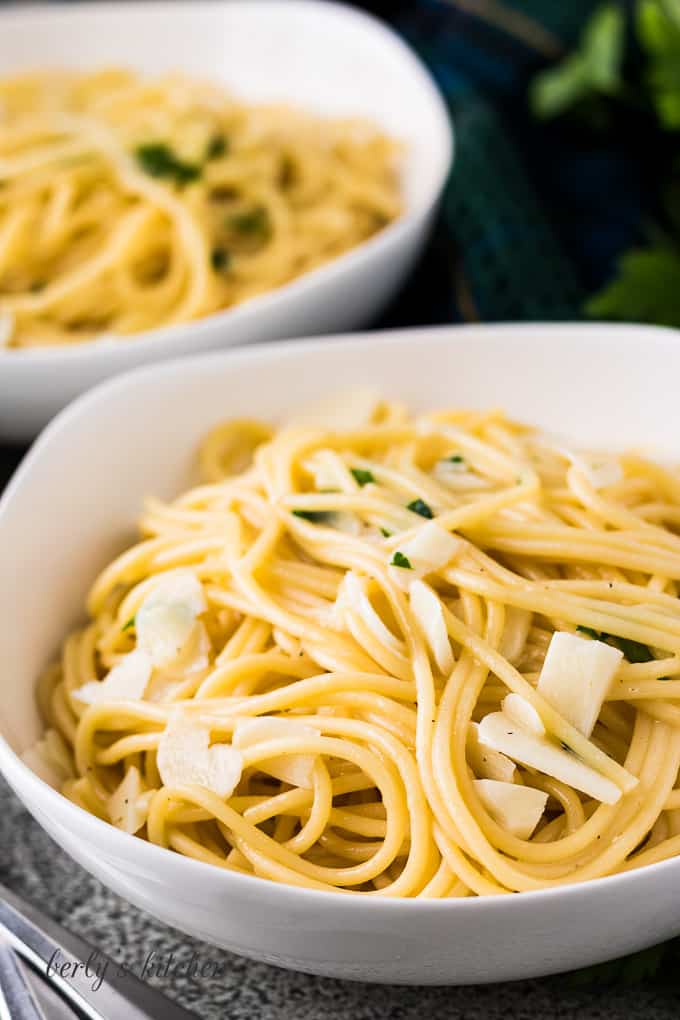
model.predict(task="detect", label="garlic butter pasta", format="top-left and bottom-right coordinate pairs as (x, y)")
top-left (26, 393), bottom-right (680, 897)
top-left (0, 70), bottom-right (400, 348)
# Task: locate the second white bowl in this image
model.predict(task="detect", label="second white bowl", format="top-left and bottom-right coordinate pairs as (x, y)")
top-left (0, 0), bottom-right (452, 439)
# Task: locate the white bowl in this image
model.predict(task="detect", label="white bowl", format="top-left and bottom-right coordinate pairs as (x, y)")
top-left (5, 323), bottom-right (680, 984)
top-left (0, 0), bottom-right (452, 441)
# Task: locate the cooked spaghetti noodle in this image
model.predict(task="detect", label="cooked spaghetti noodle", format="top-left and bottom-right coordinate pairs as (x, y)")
top-left (26, 394), bottom-right (680, 896)
top-left (0, 70), bottom-right (400, 348)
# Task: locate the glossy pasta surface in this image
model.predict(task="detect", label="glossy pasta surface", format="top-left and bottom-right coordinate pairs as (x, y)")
top-left (28, 396), bottom-right (680, 897)
top-left (0, 70), bottom-right (400, 347)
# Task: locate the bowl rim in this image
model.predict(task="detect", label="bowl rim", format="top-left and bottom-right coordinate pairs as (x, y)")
top-left (2, 320), bottom-right (680, 913)
top-left (0, 0), bottom-right (454, 364)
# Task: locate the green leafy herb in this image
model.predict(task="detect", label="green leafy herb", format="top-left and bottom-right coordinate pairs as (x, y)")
top-left (206, 134), bottom-right (229, 160)
top-left (530, 4), bottom-right (625, 119)
top-left (585, 245), bottom-right (680, 328)
top-left (211, 247), bottom-right (231, 272)
top-left (576, 625), bottom-right (602, 640)
top-left (292, 509), bottom-right (329, 523)
top-left (351, 468), bottom-right (375, 487)
top-left (380, 528), bottom-right (392, 538)
top-left (638, 0), bottom-right (680, 128)
top-left (391, 551), bottom-right (413, 569)
top-left (228, 206), bottom-right (270, 237)
top-left (529, 1), bottom-right (680, 329)
top-left (134, 143), bottom-right (201, 184)
top-left (576, 625), bottom-right (654, 662)
top-left (608, 635), bottom-right (655, 663)
top-left (447, 454), bottom-right (465, 464)
top-left (122, 616), bottom-right (136, 632)
top-left (407, 498), bottom-right (434, 519)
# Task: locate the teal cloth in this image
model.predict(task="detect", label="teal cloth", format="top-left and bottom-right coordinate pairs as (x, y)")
top-left (373, 0), bottom-right (641, 324)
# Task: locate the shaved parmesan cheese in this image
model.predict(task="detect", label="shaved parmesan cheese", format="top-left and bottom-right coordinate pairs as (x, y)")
top-left (232, 716), bottom-right (320, 789)
top-left (391, 522), bottom-right (460, 585)
top-left (21, 729), bottom-right (74, 789)
top-left (157, 712), bottom-right (242, 798)
top-left (502, 693), bottom-right (545, 737)
top-left (73, 649), bottom-right (152, 705)
top-left (145, 621), bottom-right (212, 702)
top-left (289, 387), bottom-right (381, 431)
top-left (473, 779), bottom-right (548, 839)
top-left (478, 711), bottom-right (621, 804)
top-left (537, 632), bottom-right (622, 737)
top-left (0, 313), bottom-right (12, 348)
top-left (136, 572), bottom-right (207, 667)
top-left (467, 722), bottom-right (516, 783)
top-left (335, 572), bottom-right (402, 652)
top-left (108, 765), bottom-right (151, 834)
top-left (325, 511), bottom-right (362, 536)
top-left (302, 450), bottom-right (350, 492)
top-left (409, 579), bottom-right (454, 674)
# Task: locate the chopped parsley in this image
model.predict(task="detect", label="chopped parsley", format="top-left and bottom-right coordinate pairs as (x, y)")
top-left (576, 625), bottom-right (601, 640)
top-left (391, 551), bottom-right (413, 569)
top-left (577, 626), bottom-right (654, 663)
top-left (407, 498), bottom-right (433, 519)
top-left (380, 528), bottom-right (392, 538)
top-left (134, 143), bottom-right (201, 185)
top-left (292, 509), bottom-right (329, 523)
top-left (205, 134), bottom-right (228, 160)
top-left (211, 247), bottom-right (231, 272)
top-left (351, 468), bottom-right (374, 487)
top-left (228, 206), bottom-right (270, 237)
top-left (448, 454), bottom-right (465, 464)
top-left (122, 616), bottom-right (136, 632)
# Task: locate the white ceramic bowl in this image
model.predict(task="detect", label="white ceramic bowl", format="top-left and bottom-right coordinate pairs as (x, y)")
top-left (3, 323), bottom-right (680, 985)
top-left (0, 0), bottom-right (452, 441)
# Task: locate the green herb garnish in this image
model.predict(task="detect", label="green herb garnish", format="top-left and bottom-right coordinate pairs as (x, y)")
top-left (211, 247), bottom-right (231, 272)
top-left (292, 509), bottom-right (329, 523)
top-left (528, 1), bottom-right (680, 330)
top-left (134, 143), bottom-right (201, 185)
top-left (407, 498), bottom-right (433, 519)
top-left (577, 626), bottom-right (654, 663)
top-left (530, 4), bottom-right (625, 120)
top-left (206, 134), bottom-right (228, 160)
top-left (228, 206), bottom-right (270, 237)
top-left (122, 616), bottom-right (136, 632)
top-left (576, 625), bottom-right (601, 640)
top-left (448, 454), bottom-right (465, 464)
top-left (608, 635), bottom-right (655, 663)
top-left (351, 468), bottom-right (374, 487)
top-left (391, 551), bottom-right (413, 569)
top-left (380, 528), bottom-right (392, 538)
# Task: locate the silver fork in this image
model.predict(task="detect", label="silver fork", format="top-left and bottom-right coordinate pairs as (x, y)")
top-left (0, 882), bottom-right (198, 1020)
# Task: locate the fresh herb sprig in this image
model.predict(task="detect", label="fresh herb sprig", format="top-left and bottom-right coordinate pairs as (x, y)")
top-left (529, 0), bottom-right (680, 328)
top-left (576, 625), bottom-right (654, 663)
top-left (407, 498), bottom-right (433, 519)
top-left (351, 468), bottom-right (375, 487)
top-left (134, 143), bottom-right (201, 185)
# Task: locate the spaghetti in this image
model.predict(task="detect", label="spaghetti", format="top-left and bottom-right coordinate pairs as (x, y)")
top-left (26, 394), bottom-right (680, 896)
top-left (0, 70), bottom-right (400, 348)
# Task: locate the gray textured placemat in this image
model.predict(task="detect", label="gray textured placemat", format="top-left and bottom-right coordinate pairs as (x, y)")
top-left (0, 448), bottom-right (678, 1018)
